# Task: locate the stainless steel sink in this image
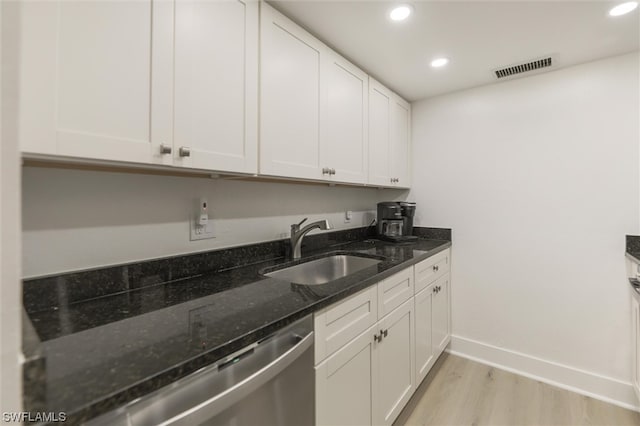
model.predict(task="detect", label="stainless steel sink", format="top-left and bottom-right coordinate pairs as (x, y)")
top-left (264, 255), bottom-right (382, 285)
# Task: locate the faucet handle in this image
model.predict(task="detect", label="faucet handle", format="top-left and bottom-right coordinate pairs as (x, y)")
top-left (296, 217), bottom-right (308, 227)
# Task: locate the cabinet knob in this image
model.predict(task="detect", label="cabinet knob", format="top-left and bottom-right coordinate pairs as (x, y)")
top-left (322, 167), bottom-right (330, 175)
top-left (382, 329), bottom-right (388, 338)
top-left (374, 333), bottom-right (381, 343)
top-left (160, 144), bottom-right (172, 155)
top-left (179, 147), bottom-right (191, 157)
top-left (330, 168), bottom-right (336, 175)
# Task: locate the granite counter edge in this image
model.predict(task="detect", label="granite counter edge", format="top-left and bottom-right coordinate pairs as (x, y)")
top-left (57, 240), bottom-right (451, 424)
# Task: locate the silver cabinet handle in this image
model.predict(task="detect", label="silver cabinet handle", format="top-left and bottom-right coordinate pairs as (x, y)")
top-left (179, 147), bottom-right (191, 157)
top-left (322, 167), bottom-right (330, 175)
top-left (330, 168), bottom-right (336, 175)
top-left (160, 144), bottom-right (172, 155)
top-left (374, 333), bottom-right (381, 343)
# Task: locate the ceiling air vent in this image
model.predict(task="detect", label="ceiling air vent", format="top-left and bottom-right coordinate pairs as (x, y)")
top-left (494, 57), bottom-right (553, 79)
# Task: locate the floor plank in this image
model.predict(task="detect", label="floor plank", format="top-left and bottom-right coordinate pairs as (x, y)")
top-left (394, 353), bottom-right (640, 426)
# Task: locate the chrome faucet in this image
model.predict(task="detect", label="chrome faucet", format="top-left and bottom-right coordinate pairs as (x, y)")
top-left (290, 218), bottom-right (332, 259)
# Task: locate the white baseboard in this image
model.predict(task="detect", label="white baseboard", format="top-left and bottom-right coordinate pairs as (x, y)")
top-left (447, 334), bottom-right (640, 412)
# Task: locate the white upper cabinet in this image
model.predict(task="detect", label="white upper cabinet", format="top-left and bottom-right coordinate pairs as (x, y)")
top-left (368, 79), bottom-right (392, 186)
top-left (172, 0), bottom-right (258, 173)
top-left (390, 96), bottom-right (411, 187)
top-left (18, 0), bottom-right (166, 163)
top-left (18, 0), bottom-right (257, 174)
top-left (18, 0), bottom-right (409, 188)
top-left (260, 2), bottom-right (372, 185)
top-left (322, 52), bottom-right (369, 184)
top-left (368, 78), bottom-right (411, 188)
top-left (260, 3), bottom-right (324, 180)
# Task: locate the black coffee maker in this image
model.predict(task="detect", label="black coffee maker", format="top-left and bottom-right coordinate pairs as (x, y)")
top-left (377, 202), bottom-right (418, 242)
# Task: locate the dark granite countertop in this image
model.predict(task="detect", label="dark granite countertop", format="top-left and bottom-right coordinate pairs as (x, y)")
top-left (626, 235), bottom-right (640, 263)
top-left (626, 252), bottom-right (640, 263)
top-left (23, 232), bottom-right (450, 424)
top-left (625, 235), bottom-right (640, 298)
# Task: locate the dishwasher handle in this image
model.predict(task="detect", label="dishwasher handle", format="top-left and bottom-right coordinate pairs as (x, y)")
top-left (138, 330), bottom-right (314, 426)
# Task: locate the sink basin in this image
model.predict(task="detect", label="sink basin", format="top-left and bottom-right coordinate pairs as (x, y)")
top-left (264, 255), bottom-right (382, 285)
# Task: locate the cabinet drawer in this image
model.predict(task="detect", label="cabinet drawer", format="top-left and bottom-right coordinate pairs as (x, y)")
top-left (378, 267), bottom-right (414, 319)
top-left (314, 285), bottom-right (378, 364)
top-left (414, 249), bottom-right (450, 294)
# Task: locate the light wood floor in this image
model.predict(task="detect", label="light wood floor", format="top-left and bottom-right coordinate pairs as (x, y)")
top-left (394, 353), bottom-right (640, 426)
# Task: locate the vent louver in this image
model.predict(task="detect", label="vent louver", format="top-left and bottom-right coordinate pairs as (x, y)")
top-left (494, 57), bottom-right (553, 79)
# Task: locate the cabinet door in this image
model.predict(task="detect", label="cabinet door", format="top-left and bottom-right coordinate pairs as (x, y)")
top-left (368, 78), bottom-right (392, 186)
top-left (322, 53), bottom-right (368, 184)
top-left (316, 324), bottom-right (377, 426)
top-left (18, 0), bottom-right (172, 163)
top-left (173, 0), bottom-right (258, 173)
top-left (260, 3), bottom-right (325, 180)
top-left (415, 285), bottom-right (435, 385)
top-left (390, 95), bottom-right (411, 188)
top-left (433, 273), bottom-right (451, 355)
top-left (632, 296), bottom-right (640, 401)
top-left (375, 299), bottom-right (415, 426)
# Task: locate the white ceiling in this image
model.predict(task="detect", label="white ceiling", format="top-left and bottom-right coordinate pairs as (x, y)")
top-left (270, 1), bottom-right (640, 101)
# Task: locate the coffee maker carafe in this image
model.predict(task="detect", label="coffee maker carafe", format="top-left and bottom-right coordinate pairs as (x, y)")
top-left (377, 202), bottom-right (418, 242)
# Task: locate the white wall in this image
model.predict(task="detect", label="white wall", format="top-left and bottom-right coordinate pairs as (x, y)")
top-left (1, 0), bottom-right (23, 414)
top-left (411, 52), bottom-right (640, 408)
top-left (23, 168), bottom-right (402, 277)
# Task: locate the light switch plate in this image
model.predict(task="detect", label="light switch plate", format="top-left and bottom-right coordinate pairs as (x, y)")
top-left (190, 217), bottom-right (215, 241)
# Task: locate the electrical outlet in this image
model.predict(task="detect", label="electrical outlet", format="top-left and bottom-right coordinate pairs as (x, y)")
top-left (190, 217), bottom-right (215, 241)
top-left (344, 210), bottom-right (353, 223)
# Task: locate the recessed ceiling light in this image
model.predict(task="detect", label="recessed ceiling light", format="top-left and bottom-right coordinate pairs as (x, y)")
top-left (389, 4), bottom-right (412, 21)
top-left (430, 57), bottom-right (449, 68)
top-left (609, 1), bottom-right (638, 16)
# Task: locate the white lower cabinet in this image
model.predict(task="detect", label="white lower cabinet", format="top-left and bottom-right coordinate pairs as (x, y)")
top-left (632, 292), bottom-right (640, 402)
top-left (316, 323), bottom-right (377, 426)
top-left (433, 273), bottom-right (451, 354)
top-left (315, 299), bottom-right (414, 426)
top-left (375, 299), bottom-right (415, 426)
top-left (414, 272), bottom-right (451, 386)
top-left (315, 250), bottom-right (452, 426)
top-left (414, 284), bottom-right (435, 384)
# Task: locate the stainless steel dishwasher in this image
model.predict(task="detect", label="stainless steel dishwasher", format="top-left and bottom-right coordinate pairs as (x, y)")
top-left (88, 315), bottom-right (314, 426)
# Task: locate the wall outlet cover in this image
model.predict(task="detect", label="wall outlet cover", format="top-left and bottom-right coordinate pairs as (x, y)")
top-left (190, 217), bottom-right (215, 241)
